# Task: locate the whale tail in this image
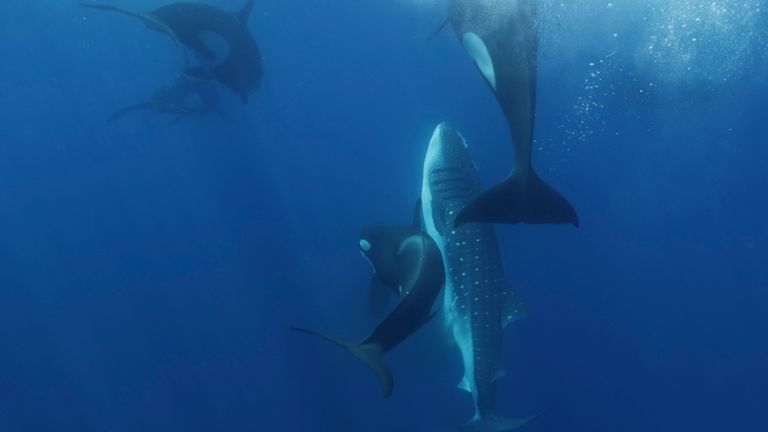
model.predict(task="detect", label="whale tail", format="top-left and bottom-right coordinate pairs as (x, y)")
top-left (455, 169), bottom-right (578, 227)
top-left (452, 414), bottom-right (540, 432)
top-left (290, 327), bottom-right (393, 397)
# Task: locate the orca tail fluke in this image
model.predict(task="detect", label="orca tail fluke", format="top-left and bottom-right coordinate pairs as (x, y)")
top-left (290, 327), bottom-right (393, 397)
top-left (454, 169), bottom-right (578, 227)
top-left (108, 102), bottom-right (152, 122)
top-left (453, 414), bottom-right (540, 432)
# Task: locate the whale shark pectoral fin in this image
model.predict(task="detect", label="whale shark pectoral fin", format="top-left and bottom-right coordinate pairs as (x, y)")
top-left (291, 328), bottom-right (393, 397)
top-left (457, 376), bottom-right (472, 393)
top-left (462, 32), bottom-right (496, 90)
top-left (238, 0), bottom-right (256, 24)
top-left (79, 3), bottom-right (183, 47)
top-left (502, 286), bottom-right (527, 328)
top-left (455, 170), bottom-right (579, 227)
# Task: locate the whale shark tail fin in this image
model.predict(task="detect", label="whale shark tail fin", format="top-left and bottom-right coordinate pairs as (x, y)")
top-left (454, 413), bottom-right (540, 432)
top-left (454, 169), bottom-right (578, 227)
top-left (290, 327), bottom-right (393, 397)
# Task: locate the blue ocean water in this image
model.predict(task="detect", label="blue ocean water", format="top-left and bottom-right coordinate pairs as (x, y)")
top-left (0, 1), bottom-right (766, 431)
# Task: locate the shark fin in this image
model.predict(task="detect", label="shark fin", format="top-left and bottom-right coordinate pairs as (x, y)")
top-left (238, 0), bottom-right (256, 24)
top-left (455, 169), bottom-right (578, 227)
top-left (502, 286), bottom-right (527, 328)
top-left (428, 17), bottom-right (450, 41)
top-left (290, 327), bottom-right (394, 397)
top-left (79, 3), bottom-right (183, 47)
top-left (457, 376), bottom-right (472, 393)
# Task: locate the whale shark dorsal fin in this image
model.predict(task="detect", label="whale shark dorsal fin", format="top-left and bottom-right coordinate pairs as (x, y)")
top-left (462, 32), bottom-right (496, 90)
top-left (458, 376), bottom-right (472, 392)
top-left (238, 0), bottom-right (256, 24)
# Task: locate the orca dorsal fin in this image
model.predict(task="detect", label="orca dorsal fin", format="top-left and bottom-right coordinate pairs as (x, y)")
top-left (412, 198), bottom-right (423, 230)
top-left (238, 0), bottom-right (256, 23)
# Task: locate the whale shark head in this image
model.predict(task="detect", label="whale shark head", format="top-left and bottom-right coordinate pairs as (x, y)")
top-left (422, 122), bottom-right (483, 236)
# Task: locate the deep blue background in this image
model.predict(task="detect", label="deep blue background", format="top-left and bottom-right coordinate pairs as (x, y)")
top-left (1, 1), bottom-right (766, 431)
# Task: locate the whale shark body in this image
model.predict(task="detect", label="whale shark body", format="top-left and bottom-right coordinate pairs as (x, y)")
top-left (422, 123), bottom-right (535, 431)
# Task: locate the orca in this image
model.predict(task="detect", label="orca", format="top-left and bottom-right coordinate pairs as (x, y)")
top-left (81, 0), bottom-right (262, 103)
top-left (292, 204), bottom-right (445, 397)
top-left (108, 73), bottom-right (223, 122)
top-left (422, 122), bottom-right (537, 432)
top-left (436, 0), bottom-right (578, 227)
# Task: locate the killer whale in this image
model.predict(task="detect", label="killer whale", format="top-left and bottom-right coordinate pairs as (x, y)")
top-left (437, 0), bottom-right (578, 227)
top-left (81, 0), bottom-right (262, 103)
top-left (108, 73), bottom-right (222, 122)
top-left (422, 122), bottom-right (537, 432)
top-left (292, 205), bottom-right (445, 397)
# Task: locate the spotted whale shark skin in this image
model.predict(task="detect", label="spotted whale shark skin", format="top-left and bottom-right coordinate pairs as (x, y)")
top-left (422, 122), bottom-right (532, 431)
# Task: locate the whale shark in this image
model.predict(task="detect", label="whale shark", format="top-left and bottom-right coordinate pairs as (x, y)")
top-left (108, 73), bottom-right (222, 122)
top-left (422, 122), bottom-right (536, 431)
top-left (435, 0), bottom-right (578, 227)
top-left (292, 207), bottom-right (445, 397)
top-left (81, 0), bottom-right (262, 103)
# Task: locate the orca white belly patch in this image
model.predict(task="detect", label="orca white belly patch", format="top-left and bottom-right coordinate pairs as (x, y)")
top-left (462, 32), bottom-right (496, 90)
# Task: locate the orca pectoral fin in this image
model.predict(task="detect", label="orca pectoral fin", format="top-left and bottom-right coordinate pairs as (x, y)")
top-left (291, 328), bottom-right (393, 397)
top-left (454, 170), bottom-right (578, 227)
top-left (184, 67), bottom-right (213, 80)
top-left (107, 102), bottom-right (152, 122)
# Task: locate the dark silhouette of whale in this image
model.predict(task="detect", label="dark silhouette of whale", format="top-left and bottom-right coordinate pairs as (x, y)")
top-left (108, 73), bottom-right (222, 122)
top-left (434, 0), bottom-right (578, 227)
top-left (81, 0), bottom-right (262, 103)
top-left (292, 204), bottom-right (445, 397)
